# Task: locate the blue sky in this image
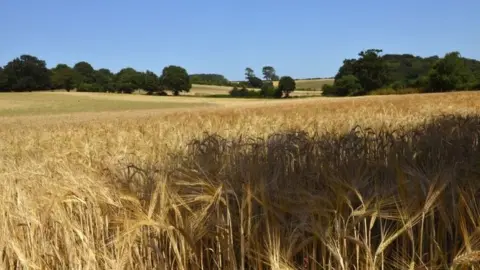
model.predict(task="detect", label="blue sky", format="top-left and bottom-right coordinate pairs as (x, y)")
top-left (1, 0), bottom-right (479, 80)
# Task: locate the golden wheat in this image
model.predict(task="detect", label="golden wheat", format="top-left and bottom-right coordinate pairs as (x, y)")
top-left (1, 91), bottom-right (480, 269)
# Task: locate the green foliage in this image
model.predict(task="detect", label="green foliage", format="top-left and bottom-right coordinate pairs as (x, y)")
top-left (229, 86), bottom-right (248, 97)
top-left (77, 83), bottom-right (104, 92)
top-left (244, 67), bottom-right (254, 80)
top-left (3, 55), bottom-right (51, 91)
top-left (73, 61), bottom-right (96, 87)
top-left (336, 75), bottom-right (364, 96)
top-left (427, 52), bottom-right (475, 92)
top-left (321, 84), bottom-right (337, 96)
top-left (0, 67), bottom-right (8, 92)
top-left (229, 86), bottom-right (260, 98)
top-left (161, 65), bottom-right (191, 95)
top-left (247, 76), bottom-right (263, 88)
top-left (51, 64), bottom-right (75, 91)
top-left (383, 54), bottom-right (440, 87)
top-left (259, 82), bottom-right (283, 98)
top-left (262, 66), bottom-right (277, 81)
top-left (260, 82), bottom-right (275, 97)
top-left (189, 74), bottom-right (231, 86)
top-left (94, 68), bottom-right (115, 92)
top-left (115, 68), bottom-right (142, 94)
top-left (332, 49), bottom-right (389, 96)
top-left (278, 76), bottom-right (296, 97)
top-left (142, 70), bottom-right (162, 94)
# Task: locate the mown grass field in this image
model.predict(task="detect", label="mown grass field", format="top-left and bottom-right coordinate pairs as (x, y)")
top-left (1, 91), bottom-right (480, 269)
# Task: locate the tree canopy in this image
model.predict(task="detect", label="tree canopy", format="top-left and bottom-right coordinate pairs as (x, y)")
top-left (3, 55), bottom-right (51, 91)
top-left (51, 64), bottom-right (75, 91)
top-left (325, 49), bottom-right (480, 96)
top-left (142, 70), bottom-right (163, 94)
top-left (189, 74), bottom-right (231, 86)
top-left (427, 52), bottom-right (474, 92)
top-left (278, 76), bottom-right (296, 97)
top-left (115, 68), bottom-right (143, 93)
top-left (262, 66), bottom-right (278, 81)
top-left (1, 50), bottom-right (479, 96)
top-left (161, 65), bottom-right (191, 95)
top-left (245, 68), bottom-right (255, 80)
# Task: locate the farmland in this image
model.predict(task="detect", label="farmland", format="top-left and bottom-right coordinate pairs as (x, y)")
top-left (273, 78), bottom-right (334, 90)
top-left (1, 91), bottom-right (480, 269)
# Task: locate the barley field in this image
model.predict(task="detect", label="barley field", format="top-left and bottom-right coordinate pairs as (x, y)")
top-left (1, 91), bottom-right (480, 269)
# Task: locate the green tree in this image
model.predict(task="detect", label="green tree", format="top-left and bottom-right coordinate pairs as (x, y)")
top-left (260, 81), bottom-right (275, 97)
top-left (245, 67), bottom-right (255, 80)
top-left (247, 76), bottom-right (263, 88)
top-left (335, 75), bottom-right (363, 96)
top-left (354, 49), bottom-right (390, 92)
top-left (277, 76), bottom-right (296, 97)
top-left (262, 66), bottom-right (277, 81)
top-left (116, 67), bottom-right (142, 94)
top-left (95, 68), bottom-right (115, 92)
top-left (51, 64), bottom-right (75, 91)
top-left (189, 74), bottom-right (231, 86)
top-left (427, 52), bottom-right (474, 92)
top-left (3, 55), bottom-right (51, 91)
top-left (160, 65), bottom-right (191, 95)
top-left (333, 49), bottom-right (390, 95)
top-left (0, 67), bottom-right (8, 92)
top-left (73, 61), bottom-right (95, 87)
top-left (142, 70), bottom-right (162, 94)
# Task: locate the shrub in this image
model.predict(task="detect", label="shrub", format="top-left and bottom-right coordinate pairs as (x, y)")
top-left (247, 76), bottom-right (263, 88)
top-left (321, 84), bottom-right (338, 96)
top-left (260, 82), bottom-right (276, 97)
top-left (333, 75), bottom-right (364, 96)
top-left (229, 86), bottom-right (249, 97)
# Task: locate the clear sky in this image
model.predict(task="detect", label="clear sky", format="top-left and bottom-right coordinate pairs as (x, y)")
top-left (1, 0), bottom-right (479, 80)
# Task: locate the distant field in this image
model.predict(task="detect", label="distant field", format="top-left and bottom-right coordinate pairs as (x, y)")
top-left (0, 91), bottom-right (314, 117)
top-left (190, 80), bottom-right (331, 96)
top-left (0, 92), bottom-right (216, 116)
top-left (273, 78), bottom-right (334, 90)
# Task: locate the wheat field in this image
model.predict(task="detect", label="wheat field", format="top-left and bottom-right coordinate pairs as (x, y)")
top-left (1, 91), bottom-right (480, 269)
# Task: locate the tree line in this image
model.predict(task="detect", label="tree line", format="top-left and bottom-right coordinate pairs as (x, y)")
top-left (0, 55), bottom-right (192, 95)
top-left (323, 49), bottom-right (480, 96)
top-left (229, 66), bottom-right (296, 98)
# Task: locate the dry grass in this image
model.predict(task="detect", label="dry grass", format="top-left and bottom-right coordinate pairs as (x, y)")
top-left (1, 91), bottom-right (480, 269)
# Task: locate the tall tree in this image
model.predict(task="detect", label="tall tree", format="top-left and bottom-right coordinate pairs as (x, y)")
top-left (95, 68), bottom-right (115, 92)
top-left (0, 67), bottom-right (8, 92)
top-left (332, 49), bottom-right (390, 95)
top-left (354, 49), bottom-right (390, 92)
top-left (3, 54), bottom-right (51, 91)
top-left (73, 61), bottom-right (95, 86)
top-left (142, 70), bottom-right (162, 94)
top-left (161, 65), bottom-right (191, 95)
top-left (51, 64), bottom-right (75, 91)
top-left (116, 67), bottom-right (142, 93)
top-left (277, 76), bottom-right (296, 97)
top-left (247, 76), bottom-right (263, 88)
top-left (427, 51), bottom-right (474, 92)
top-left (262, 66), bottom-right (277, 81)
top-left (245, 67), bottom-right (254, 80)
